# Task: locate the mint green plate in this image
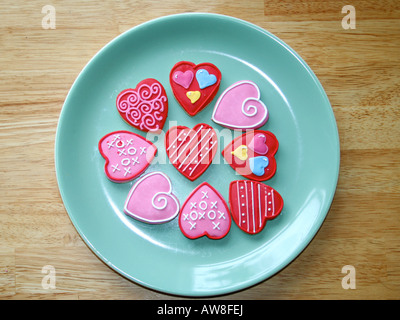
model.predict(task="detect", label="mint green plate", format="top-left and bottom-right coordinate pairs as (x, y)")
top-left (55, 13), bottom-right (339, 297)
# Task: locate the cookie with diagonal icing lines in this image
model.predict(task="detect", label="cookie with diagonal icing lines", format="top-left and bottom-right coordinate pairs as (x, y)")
top-left (165, 123), bottom-right (218, 181)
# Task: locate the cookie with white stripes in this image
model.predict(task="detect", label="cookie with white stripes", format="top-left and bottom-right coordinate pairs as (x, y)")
top-left (229, 180), bottom-right (283, 234)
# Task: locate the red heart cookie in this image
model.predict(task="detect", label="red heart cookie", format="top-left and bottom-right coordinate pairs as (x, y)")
top-left (179, 182), bottom-right (231, 239)
top-left (98, 130), bottom-right (157, 183)
top-left (229, 180), bottom-right (283, 234)
top-left (222, 130), bottom-right (279, 181)
top-left (170, 61), bottom-right (221, 116)
top-left (165, 123), bottom-right (218, 181)
top-left (116, 78), bottom-right (168, 133)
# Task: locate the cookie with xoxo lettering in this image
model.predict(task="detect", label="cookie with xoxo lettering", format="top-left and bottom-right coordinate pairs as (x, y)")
top-left (98, 130), bottom-right (157, 183)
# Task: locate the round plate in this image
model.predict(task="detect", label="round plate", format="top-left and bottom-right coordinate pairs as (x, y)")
top-left (55, 13), bottom-right (339, 296)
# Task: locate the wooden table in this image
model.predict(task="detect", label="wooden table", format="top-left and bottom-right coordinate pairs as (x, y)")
top-left (1, 0), bottom-right (399, 300)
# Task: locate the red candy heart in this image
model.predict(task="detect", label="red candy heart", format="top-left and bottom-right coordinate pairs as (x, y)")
top-left (179, 182), bottom-right (231, 239)
top-left (116, 78), bottom-right (168, 133)
top-left (229, 180), bottom-right (283, 235)
top-left (222, 130), bottom-right (279, 181)
top-left (170, 61), bottom-right (221, 116)
top-left (165, 123), bottom-right (218, 181)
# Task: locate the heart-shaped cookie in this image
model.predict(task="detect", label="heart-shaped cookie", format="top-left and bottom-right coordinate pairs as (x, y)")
top-left (221, 130), bottom-right (278, 181)
top-left (116, 78), bottom-right (168, 133)
top-left (212, 80), bottom-right (268, 130)
top-left (165, 123), bottom-right (218, 181)
top-left (229, 180), bottom-right (283, 234)
top-left (98, 131), bottom-right (157, 183)
top-left (124, 171), bottom-right (180, 224)
top-left (170, 61), bottom-right (221, 116)
top-left (179, 182), bottom-right (231, 239)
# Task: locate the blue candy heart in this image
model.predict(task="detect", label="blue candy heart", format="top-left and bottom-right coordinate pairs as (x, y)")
top-left (249, 156), bottom-right (269, 176)
top-left (196, 69), bottom-right (217, 89)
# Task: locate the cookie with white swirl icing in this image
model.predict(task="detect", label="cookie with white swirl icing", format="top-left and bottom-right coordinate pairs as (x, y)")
top-left (212, 80), bottom-right (269, 130)
top-left (116, 78), bottom-right (168, 133)
top-left (123, 171), bottom-right (180, 224)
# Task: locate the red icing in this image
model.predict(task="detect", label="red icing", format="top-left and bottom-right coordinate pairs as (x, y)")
top-left (169, 61), bottom-right (221, 116)
top-left (222, 130), bottom-right (279, 181)
top-left (116, 78), bottom-right (168, 133)
top-left (229, 180), bottom-right (283, 235)
top-left (165, 123), bottom-right (218, 181)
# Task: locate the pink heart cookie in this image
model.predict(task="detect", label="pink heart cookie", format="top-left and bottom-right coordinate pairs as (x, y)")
top-left (212, 80), bottom-right (269, 130)
top-left (179, 182), bottom-right (231, 239)
top-left (124, 172), bottom-right (180, 224)
top-left (172, 70), bottom-right (194, 89)
top-left (98, 131), bottom-right (157, 183)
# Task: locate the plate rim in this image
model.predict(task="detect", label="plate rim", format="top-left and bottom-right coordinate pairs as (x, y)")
top-left (55, 12), bottom-right (340, 297)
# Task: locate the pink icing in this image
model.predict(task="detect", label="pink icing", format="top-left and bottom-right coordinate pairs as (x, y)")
top-left (124, 171), bottom-right (180, 224)
top-left (248, 133), bottom-right (269, 155)
top-left (212, 80), bottom-right (269, 130)
top-left (172, 70), bottom-right (194, 89)
top-left (99, 131), bottom-right (156, 183)
top-left (179, 182), bottom-right (231, 239)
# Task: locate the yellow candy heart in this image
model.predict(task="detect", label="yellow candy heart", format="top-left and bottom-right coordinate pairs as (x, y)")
top-left (231, 145), bottom-right (248, 161)
top-left (186, 91), bottom-right (201, 104)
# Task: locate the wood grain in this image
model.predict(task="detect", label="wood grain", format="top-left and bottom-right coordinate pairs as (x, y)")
top-left (0, 0), bottom-right (399, 300)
